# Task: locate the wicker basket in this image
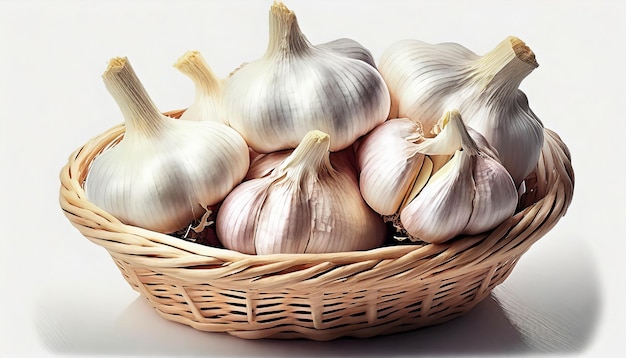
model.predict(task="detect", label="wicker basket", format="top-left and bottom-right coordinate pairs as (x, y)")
top-left (59, 110), bottom-right (574, 341)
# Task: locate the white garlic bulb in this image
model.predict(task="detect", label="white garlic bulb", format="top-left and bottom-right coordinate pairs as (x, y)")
top-left (379, 36), bottom-right (544, 187)
top-left (223, 2), bottom-right (390, 153)
top-left (85, 57), bottom-right (250, 234)
top-left (173, 50), bottom-right (227, 124)
top-left (216, 130), bottom-right (386, 255)
top-left (399, 111), bottom-right (518, 243)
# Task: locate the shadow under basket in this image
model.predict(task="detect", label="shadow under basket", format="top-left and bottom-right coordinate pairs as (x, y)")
top-left (59, 115), bottom-right (574, 341)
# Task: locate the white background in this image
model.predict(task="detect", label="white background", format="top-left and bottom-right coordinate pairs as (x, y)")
top-left (1, 0), bottom-right (624, 357)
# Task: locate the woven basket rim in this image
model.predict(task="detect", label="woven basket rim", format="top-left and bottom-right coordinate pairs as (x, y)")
top-left (59, 118), bottom-right (574, 276)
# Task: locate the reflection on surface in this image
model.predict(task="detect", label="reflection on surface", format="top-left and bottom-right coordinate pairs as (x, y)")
top-left (36, 236), bottom-right (599, 356)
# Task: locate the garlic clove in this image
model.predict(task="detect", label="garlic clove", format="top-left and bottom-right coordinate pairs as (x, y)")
top-left (428, 154), bottom-right (451, 175)
top-left (463, 154), bottom-right (518, 235)
top-left (173, 50), bottom-right (227, 124)
top-left (215, 179), bottom-right (268, 254)
top-left (400, 150), bottom-right (474, 244)
top-left (302, 173), bottom-right (384, 254)
top-left (223, 1), bottom-right (390, 153)
top-left (357, 118), bottom-right (426, 216)
top-left (399, 155), bottom-right (433, 212)
top-left (253, 179), bottom-right (313, 254)
top-left (216, 130), bottom-right (386, 254)
top-left (85, 57), bottom-right (249, 234)
top-left (465, 90), bottom-right (544, 187)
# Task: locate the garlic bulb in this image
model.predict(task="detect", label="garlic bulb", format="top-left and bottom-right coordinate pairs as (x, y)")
top-left (223, 2), bottom-right (390, 153)
top-left (173, 50), bottom-right (226, 124)
top-left (216, 130), bottom-right (386, 255)
top-left (399, 111), bottom-right (518, 243)
top-left (379, 36), bottom-right (544, 186)
top-left (85, 57), bottom-right (250, 234)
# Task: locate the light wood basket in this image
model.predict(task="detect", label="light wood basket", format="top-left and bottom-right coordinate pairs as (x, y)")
top-left (59, 112), bottom-right (574, 341)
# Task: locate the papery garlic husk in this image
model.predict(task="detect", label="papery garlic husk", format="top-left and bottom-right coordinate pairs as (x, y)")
top-left (379, 36), bottom-right (544, 187)
top-left (223, 2), bottom-right (390, 153)
top-left (85, 57), bottom-right (250, 234)
top-left (399, 111), bottom-right (518, 244)
top-left (173, 50), bottom-right (227, 124)
top-left (216, 130), bottom-right (386, 255)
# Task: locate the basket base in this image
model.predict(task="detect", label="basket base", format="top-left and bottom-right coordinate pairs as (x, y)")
top-left (111, 255), bottom-right (519, 341)
top-left (225, 311), bottom-right (468, 341)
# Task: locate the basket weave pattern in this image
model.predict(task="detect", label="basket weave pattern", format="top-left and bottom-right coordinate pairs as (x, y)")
top-left (59, 121), bottom-right (574, 340)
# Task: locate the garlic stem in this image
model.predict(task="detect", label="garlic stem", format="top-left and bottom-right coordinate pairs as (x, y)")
top-left (276, 130), bottom-right (334, 179)
top-left (265, 1), bottom-right (311, 58)
top-left (454, 113), bottom-right (480, 157)
top-left (471, 36), bottom-right (538, 97)
top-left (102, 57), bottom-right (165, 138)
top-left (174, 50), bottom-right (222, 100)
top-left (173, 50), bottom-right (226, 123)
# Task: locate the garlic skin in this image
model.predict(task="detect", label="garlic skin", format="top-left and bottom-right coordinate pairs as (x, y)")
top-left (399, 111), bottom-right (518, 243)
top-left (379, 36), bottom-right (544, 186)
top-left (174, 50), bottom-right (227, 124)
top-left (85, 57), bottom-right (250, 234)
top-left (223, 2), bottom-right (390, 153)
top-left (216, 130), bottom-right (386, 255)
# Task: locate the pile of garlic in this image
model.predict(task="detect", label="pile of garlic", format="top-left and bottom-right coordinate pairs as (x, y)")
top-left (84, 2), bottom-right (545, 254)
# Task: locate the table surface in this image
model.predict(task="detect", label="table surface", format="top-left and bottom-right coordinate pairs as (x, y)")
top-left (1, 1), bottom-right (624, 357)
